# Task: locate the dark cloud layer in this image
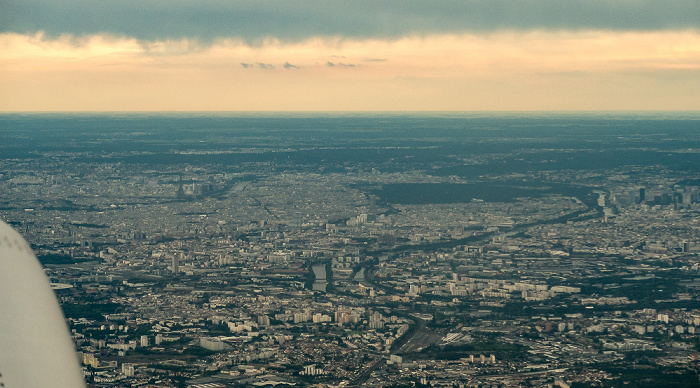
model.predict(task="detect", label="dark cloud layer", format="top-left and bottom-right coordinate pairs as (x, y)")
top-left (2, 0), bottom-right (699, 41)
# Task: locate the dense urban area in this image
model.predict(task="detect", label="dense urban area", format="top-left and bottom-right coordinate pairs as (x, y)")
top-left (1, 113), bottom-right (700, 388)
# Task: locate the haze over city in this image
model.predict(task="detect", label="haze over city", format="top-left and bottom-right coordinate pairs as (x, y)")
top-left (2, 112), bottom-right (700, 387)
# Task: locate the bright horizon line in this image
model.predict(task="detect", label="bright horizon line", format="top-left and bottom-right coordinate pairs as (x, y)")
top-left (5, 105), bottom-right (696, 117)
top-left (3, 110), bottom-right (700, 113)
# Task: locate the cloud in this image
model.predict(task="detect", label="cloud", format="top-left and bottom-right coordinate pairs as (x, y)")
top-left (2, 1), bottom-right (699, 42)
top-left (5, 30), bottom-right (698, 75)
top-left (328, 62), bottom-right (355, 67)
top-left (2, 30), bottom-right (699, 111)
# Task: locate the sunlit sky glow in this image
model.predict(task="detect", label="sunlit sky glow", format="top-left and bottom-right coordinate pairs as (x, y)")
top-left (1, 1), bottom-right (699, 111)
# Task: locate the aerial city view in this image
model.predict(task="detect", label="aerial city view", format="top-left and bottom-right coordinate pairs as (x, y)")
top-left (2, 1), bottom-right (700, 388)
top-left (1, 112), bottom-right (700, 387)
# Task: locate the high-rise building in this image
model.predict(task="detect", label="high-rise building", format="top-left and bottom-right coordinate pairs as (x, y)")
top-left (303, 364), bottom-right (317, 376)
top-left (172, 254), bottom-right (179, 274)
top-left (682, 192), bottom-right (692, 205)
top-left (122, 363), bottom-right (135, 377)
top-left (258, 315), bottom-right (271, 326)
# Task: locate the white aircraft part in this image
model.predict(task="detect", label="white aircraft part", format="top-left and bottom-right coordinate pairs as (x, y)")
top-left (0, 221), bottom-right (86, 388)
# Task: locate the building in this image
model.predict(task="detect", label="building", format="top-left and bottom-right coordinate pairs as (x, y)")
top-left (122, 363), bottom-right (135, 377)
top-left (200, 337), bottom-right (225, 351)
top-left (303, 364), bottom-right (321, 376)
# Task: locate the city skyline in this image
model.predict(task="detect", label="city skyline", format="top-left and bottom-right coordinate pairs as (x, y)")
top-left (2, 113), bottom-right (700, 386)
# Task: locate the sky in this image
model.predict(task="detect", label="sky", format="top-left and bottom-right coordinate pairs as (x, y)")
top-left (1, 0), bottom-right (699, 111)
